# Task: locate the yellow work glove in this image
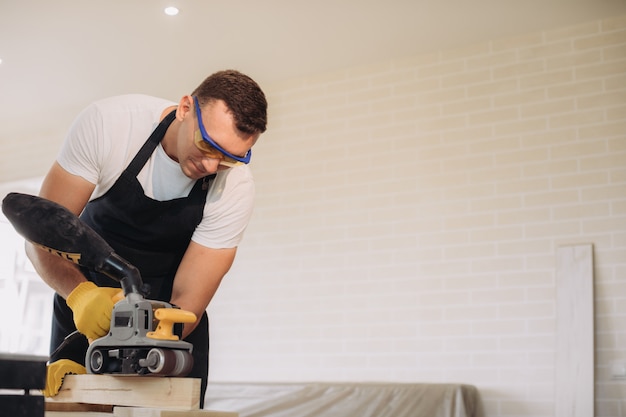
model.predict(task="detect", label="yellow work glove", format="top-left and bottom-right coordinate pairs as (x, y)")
top-left (66, 281), bottom-right (122, 340)
top-left (42, 359), bottom-right (86, 397)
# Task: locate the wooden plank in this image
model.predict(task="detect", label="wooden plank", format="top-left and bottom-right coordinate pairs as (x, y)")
top-left (46, 409), bottom-right (237, 417)
top-left (45, 375), bottom-right (200, 410)
top-left (46, 402), bottom-right (114, 412)
top-left (114, 407), bottom-right (238, 417)
top-left (555, 244), bottom-right (594, 417)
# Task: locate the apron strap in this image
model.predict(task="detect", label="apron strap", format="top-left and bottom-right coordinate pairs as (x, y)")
top-left (124, 110), bottom-right (177, 177)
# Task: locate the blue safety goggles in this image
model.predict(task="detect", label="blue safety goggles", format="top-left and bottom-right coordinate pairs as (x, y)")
top-left (193, 96), bottom-right (252, 165)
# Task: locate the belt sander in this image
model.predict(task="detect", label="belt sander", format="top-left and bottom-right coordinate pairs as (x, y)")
top-left (1, 192), bottom-right (195, 377)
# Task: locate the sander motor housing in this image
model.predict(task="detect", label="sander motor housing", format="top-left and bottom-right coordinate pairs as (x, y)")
top-left (87, 292), bottom-right (195, 377)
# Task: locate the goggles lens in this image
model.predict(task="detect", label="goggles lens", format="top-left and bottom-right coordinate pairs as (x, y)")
top-left (193, 130), bottom-right (244, 168)
top-left (193, 96), bottom-right (251, 166)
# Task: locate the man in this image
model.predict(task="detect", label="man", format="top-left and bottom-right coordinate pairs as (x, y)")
top-left (26, 69), bottom-right (267, 406)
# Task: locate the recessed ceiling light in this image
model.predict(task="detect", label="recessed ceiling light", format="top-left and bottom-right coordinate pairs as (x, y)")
top-left (164, 6), bottom-right (179, 16)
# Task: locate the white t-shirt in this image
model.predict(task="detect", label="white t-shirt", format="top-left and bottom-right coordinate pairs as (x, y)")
top-left (57, 94), bottom-right (255, 249)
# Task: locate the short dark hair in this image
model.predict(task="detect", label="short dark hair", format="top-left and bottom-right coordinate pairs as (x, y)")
top-left (192, 70), bottom-right (267, 135)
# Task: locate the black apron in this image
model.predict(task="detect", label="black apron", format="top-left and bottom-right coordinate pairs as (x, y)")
top-left (50, 110), bottom-right (213, 405)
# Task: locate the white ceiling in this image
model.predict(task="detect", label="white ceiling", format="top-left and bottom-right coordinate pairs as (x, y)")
top-left (1, 0), bottom-right (625, 165)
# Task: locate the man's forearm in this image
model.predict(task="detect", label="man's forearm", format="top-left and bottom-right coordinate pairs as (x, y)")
top-left (25, 241), bottom-right (87, 299)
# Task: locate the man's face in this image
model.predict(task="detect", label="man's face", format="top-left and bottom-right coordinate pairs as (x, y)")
top-left (179, 98), bottom-right (258, 179)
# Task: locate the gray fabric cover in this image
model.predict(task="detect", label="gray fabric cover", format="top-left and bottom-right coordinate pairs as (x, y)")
top-left (205, 382), bottom-right (484, 417)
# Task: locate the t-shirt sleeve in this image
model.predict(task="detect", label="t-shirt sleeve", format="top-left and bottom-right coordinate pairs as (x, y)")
top-left (56, 103), bottom-right (105, 185)
top-left (191, 166), bottom-right (256, 249)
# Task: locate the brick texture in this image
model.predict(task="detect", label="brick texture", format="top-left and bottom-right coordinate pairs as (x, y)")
top-left (206, 15), bottom-right (626, 417)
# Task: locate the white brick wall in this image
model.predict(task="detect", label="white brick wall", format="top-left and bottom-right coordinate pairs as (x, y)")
top-left (207, 15), bottom-right (626, 417)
